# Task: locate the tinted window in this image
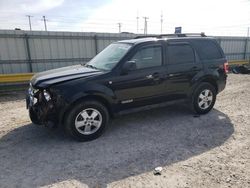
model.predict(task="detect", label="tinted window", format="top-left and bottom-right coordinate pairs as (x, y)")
top-left (167, 44), bottom-right (195, 64)
top-left (130, 46), bottom-right (162, 69)
top-left (191, 40), bottom-right (223, 60)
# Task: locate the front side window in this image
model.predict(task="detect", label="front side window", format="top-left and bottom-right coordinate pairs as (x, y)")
top-left (129, 46), bottom-right (162, 69)
top-left (86, 43), bottom-right (132, 71)
top-left (167, 44), bottom-right (195, 64)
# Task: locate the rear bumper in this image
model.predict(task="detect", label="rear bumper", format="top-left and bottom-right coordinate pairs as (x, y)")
top-left (217, 74), bottom-right (227, 93)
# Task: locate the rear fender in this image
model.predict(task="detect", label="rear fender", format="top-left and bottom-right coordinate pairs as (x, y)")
top-left (188, 74), bottom-right (219, 97)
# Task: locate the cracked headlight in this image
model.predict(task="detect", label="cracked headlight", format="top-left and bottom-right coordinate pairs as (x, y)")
top-left (43, 90), bottom-right (51, 101)
top-left (28, 83), bottom-right (39, 106)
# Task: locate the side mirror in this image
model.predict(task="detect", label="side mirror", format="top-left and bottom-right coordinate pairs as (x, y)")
top-left (122, 60), bottom-right (136, 75)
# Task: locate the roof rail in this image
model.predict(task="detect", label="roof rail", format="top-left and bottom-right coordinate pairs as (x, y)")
top-left (134, 32), bottom-right (206, 39)
top-left (134, 35), bottom-right (159, 39)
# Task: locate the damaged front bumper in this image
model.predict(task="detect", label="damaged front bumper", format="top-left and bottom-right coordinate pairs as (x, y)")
top-left (26, 84), bottom-right (57, 126)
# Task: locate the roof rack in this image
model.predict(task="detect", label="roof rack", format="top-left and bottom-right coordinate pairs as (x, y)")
top-left (134, 33), bottom-right (206, 39)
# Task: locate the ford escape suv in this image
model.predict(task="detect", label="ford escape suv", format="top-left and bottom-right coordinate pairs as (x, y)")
top-left (26, 33), bottom-right (228, 141)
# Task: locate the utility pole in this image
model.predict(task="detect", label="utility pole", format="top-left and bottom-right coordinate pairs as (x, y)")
top-left (26, 15), bottom-right (33, 31)
top-left (143, 17), bottom-right (149, 35)
top-left (136, 11), bottom-right (139, 34)
top-left (42, 16), bottom-right (48, 31)
top-left (247, 27), bottom-right (250, 38)
top-left (117, 23), bottom-right (122, 33)
top-left (160, 12), bottom-right (163, 34)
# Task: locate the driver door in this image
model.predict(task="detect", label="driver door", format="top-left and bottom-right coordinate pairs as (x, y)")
top-left (110, 44), bottom-right (168, 108)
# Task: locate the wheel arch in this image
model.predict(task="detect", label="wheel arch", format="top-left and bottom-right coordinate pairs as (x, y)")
top-left (189, 75), bottom-right (218, 98)
top-left (199, 77), bottom-right (218, 93)
top-left (59, 94), bottom-right (115, 126)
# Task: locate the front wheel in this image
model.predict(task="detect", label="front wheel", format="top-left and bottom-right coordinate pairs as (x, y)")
top-left (64, 100), bottom-right (109, 142)
top-left (191, 83), bottom-right (217, 114)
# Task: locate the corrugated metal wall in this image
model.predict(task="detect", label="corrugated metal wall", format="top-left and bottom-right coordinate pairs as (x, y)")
top-left (218, 36), bottom-right (250, 60)
top-left (0, 30), bottom-right (249, 74)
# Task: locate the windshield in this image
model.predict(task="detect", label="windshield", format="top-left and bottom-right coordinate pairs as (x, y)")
top-left (85, 43), bottom-right (132, 71)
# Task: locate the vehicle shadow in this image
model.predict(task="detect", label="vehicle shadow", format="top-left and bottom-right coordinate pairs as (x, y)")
top-left (0, 104), bottom-right (234, 188)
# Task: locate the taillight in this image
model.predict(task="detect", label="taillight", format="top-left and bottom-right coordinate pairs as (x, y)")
top-left (223, 61), bottom-right (229, 73)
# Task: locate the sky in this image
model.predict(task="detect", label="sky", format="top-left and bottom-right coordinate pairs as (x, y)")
top-left (0, 0), bottom-right (250, 36)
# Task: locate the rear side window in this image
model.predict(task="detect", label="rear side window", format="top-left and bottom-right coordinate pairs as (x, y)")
top-left (167, 44), bottom-right (195, 64)
top-left (191, 40), bottom-right (223, 60)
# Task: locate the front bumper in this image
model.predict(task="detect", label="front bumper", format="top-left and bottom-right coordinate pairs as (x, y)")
top-left (26, 85), bottom-right (57, 125)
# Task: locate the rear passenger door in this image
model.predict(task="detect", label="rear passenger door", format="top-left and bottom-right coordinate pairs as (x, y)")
top-left (165, 42), bottom-right (202, 96)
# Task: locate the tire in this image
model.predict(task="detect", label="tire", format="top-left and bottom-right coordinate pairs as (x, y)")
top-left (191, 82), bottom-right (217, 114)
top-left (64, 100), bottom-right (109, 142)
top-left (29, 108), bottom-right (42, 125)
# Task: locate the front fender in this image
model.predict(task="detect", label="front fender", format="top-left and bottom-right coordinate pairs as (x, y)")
top-left (51, 81), bottom-right (117, 125)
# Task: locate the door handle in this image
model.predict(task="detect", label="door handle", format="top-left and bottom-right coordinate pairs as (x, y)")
top-left (146, 74), bottom-right (153, 79)
top-left (146, 73), bottom-right (161, 82)
top-left (146, 72), bottom-right (160, 79)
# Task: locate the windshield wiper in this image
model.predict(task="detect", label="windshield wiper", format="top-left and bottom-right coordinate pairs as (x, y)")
top-left (84, 64), bottom-right (98, 70)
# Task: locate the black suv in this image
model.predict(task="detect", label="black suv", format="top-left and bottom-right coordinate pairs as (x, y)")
top-left (26, 33), bottom-right (228, 141)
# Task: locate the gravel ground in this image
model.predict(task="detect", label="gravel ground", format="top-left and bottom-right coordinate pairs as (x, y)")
top-left (0, 74), bottom-right (249, 188)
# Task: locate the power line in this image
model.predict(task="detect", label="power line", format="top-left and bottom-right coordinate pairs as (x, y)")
top-left (26, 15), bottom-right (33, 31)
top-left (42, 16), bottom-right (48, 31)
top-left (1, 14), bottom-right (250, 36)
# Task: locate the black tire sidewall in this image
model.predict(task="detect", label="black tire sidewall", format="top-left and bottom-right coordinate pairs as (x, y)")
top-left (192, 83), bottom-right (217, 114)
top-left (65, 101), bottom-right (109, 141)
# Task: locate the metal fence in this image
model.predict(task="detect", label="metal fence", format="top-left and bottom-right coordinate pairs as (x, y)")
top-left (0, 30), bottom-right (249, 74)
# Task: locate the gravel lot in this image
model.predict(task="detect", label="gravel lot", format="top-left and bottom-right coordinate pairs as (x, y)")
top-left (0, 74), bottom-right (249, 188)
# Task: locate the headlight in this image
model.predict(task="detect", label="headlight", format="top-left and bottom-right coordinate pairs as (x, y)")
top-left (28, 83), bottom-right (39, 105)
top-left (43, 90), bottom-right (51, 101)
top-left (28, 83), bottom-right (38, 95)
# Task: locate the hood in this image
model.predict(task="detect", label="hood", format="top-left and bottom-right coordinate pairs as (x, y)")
top-left (31, 65), bottom-right (103, 88)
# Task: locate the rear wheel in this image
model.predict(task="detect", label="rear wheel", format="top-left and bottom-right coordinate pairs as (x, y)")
top-left (65, 100), bottom-right (109, 142)
top-left (191, 83), bottom-right (217, 114)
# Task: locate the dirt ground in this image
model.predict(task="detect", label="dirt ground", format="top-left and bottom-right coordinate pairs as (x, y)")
top-left (0, 74), bottom-right (249, 188)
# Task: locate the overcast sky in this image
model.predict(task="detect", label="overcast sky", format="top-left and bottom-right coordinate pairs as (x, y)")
top-left (0, 0), bottom-right (250, 36)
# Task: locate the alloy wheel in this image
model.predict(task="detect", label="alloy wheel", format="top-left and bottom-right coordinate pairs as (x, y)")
top-left (198, 89), bottom-right (213, 110)
top-left (75, 108), bottom-right (102, 135)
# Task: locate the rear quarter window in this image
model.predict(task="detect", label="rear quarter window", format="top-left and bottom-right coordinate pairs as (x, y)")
top-left (191, 40), bottom-right (223, 60)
